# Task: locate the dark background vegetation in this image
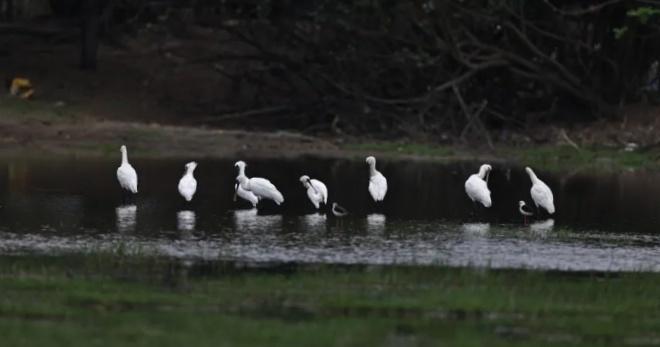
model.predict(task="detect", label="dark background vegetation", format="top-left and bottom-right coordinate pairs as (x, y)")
top-left (2, 0), bottom-right (660, 141)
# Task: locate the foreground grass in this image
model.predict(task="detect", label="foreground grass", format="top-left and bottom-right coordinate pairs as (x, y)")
top-left (0, 255), bottom-right (659, 346)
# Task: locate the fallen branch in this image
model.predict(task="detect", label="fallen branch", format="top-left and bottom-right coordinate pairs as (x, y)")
top-left (198, 106), bottom-right (291, 123)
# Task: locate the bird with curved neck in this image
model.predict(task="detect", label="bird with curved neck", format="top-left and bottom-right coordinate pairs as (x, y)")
top-left (465, 164), bottom-right (492, 208)
top-left (331, 202), bottom-right (349, 217)
top-left (525, 167), bottom-right (555, 214)
top-left (178, 161), bottom-right (198, 202)
top-left (518, 200), bottom-right (534, 225)
top-left (233, 161), bottom-right (259, 207)
top-left (234, 160), bottom-right (284, 205)
top-left (299, 175), bottom-right (328, 209)
top-left (116, 145), bottom-right (138, 197)
top-left (366, 156), bottom-right (387, 202)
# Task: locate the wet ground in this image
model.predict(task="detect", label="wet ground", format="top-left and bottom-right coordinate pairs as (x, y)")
top-left (0, 157), bottom-right (660, 271)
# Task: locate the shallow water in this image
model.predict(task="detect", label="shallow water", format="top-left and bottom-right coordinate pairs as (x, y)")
top-left (1, 157), bottom-right (660, 271)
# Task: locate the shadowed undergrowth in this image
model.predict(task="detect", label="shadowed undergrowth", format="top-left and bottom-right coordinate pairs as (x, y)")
top-left (0, 255), bottom-right (659, 346)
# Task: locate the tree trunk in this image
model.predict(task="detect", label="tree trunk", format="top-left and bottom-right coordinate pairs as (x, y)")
top-left (80, 0), bottom-right (99, 70)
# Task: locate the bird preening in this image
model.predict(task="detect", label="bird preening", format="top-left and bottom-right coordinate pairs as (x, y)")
top-left (299, 175), bottom-right (328, 209)
top-left (465, 164), bottom-right (492, 208)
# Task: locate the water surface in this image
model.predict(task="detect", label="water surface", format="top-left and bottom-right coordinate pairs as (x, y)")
top-left (0, 157), bottom-right (659, 271)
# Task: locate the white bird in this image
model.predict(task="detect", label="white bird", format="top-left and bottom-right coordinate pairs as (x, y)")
top-left (465, 164), bottom-right (492, 208)
top-left (518, 200), bottom-right (534, 225)
top-left (177, 161), bottom-right (198, 202)
top-left (331, 202), bottom-right (349, 217)
top-left (299, 175), bottom-right (328, 209)
top-left (525, 167), bottom-right (555, 214)
top-left (366, 156), bottom-right (387, 202)
top-left (116, 145), bottom-right (138, 194)
top-left (235, 161), bottom-right (284, 205)
top-left (233, 161), bottom-right (259, 207)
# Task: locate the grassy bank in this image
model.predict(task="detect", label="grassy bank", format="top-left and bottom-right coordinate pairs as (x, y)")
top-left (347, 141), bottom-right (660, 171)
top-left (1, 255), bottom-right (659, 346)
top-left (1, 97), bottom-right (659, 171)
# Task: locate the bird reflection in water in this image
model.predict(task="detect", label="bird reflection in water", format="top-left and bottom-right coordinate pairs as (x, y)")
top-left (530, 219), bottom-right (555, 234)
top-left (301, 213), bottom-right (327, 231)
top-left (366, 213), bottom-right (386, 234)
top-left (233, 208), bottom-right (282, 231)
top-left (461, 222), bottom-right (490, 235)
top-left (115, 204), bottom-right (137, 233)
top-left (177, 210), bottom-right (196, 232)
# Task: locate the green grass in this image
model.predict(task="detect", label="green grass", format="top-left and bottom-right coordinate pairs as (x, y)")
top-left (345, 142), bottom-right (455, 157)
top-left (347, 141), bottom-right (660, 171)
top-left (507, 145), bottom-right (659, 171)
top-left (0, 96), bottom-right (79, 122)
top-left (1, 255), bottom-right (660, 346)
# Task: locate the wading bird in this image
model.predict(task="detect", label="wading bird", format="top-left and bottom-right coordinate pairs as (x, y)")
top-left (177, 161), bottom-right (198, 202)
top-left (235, 161), bottom-right (284, 205)
top-left (117, 145), bottom-right (138, 197)
top-left (465, 164), bottom-right (492, 208)
top-left (299, 175), bottom-right (328, 209)
top-left (525, 167), bottom-right (555, 214)
top-left (518, 200), bottom-right (534, 225)
top-left (366, 156), bottom-right (387, 202)
top-left (331, 202), bottom-right (349, 217)
top-left (233, 161), bottom-right (259, 207)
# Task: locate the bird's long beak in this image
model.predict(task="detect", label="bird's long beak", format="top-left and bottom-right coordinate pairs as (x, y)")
top-left (485, 170), bottom-right (490, 183)
top-left (233, 183), bottom-right (238, 202)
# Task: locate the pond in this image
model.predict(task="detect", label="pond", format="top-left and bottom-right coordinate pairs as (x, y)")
top-left (0, 156), bottom-right (660, 272)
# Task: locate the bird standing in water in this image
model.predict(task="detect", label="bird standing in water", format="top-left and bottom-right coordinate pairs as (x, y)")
top-left (116, 145), bottom-right (138, 201)
top-left (233, 161), bottom-right (259, 208)
top-left (525, 167), bottom-right (555, 214)
top-left (299, 175), bottom-right (328, 209)
top-left (234, 161), bottom-right (284, 206)
top-left (366, 156), bottom-right (387, 202)
top-left (178, 161), bottom-right (198, 202)
top-left (465, 164), bottom-right (492, 208)
top-left (331, 202), bottom-right (349, 217)
top-left (518, 200), bottom-right (534, 225)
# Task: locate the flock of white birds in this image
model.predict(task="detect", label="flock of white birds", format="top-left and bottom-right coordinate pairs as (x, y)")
top-left (116, 145), bottom-right (555, 221)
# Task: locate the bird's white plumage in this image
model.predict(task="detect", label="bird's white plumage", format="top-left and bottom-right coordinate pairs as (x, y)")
top-left (366, 156), bottom-right (387, 202)
top-left (178, 162), bottom-right (198, 202)
top-left (526, 167), bottom-right (555, 214)
top-left (464, 164), bottom-right (492, 208)
top-left (300, 175), bottom-right (328, 209)
top-left (234, 161), bottom-right (260, 207)
top-left (117, 145), bottom-right (138, 193)
top-left (235, 183), bottom-right (259, 207)
top-left (240, 177), bottom-right (284, 205)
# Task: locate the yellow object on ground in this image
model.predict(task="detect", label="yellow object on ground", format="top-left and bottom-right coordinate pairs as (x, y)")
top-left (9, 78), bottom-right (34, 99)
